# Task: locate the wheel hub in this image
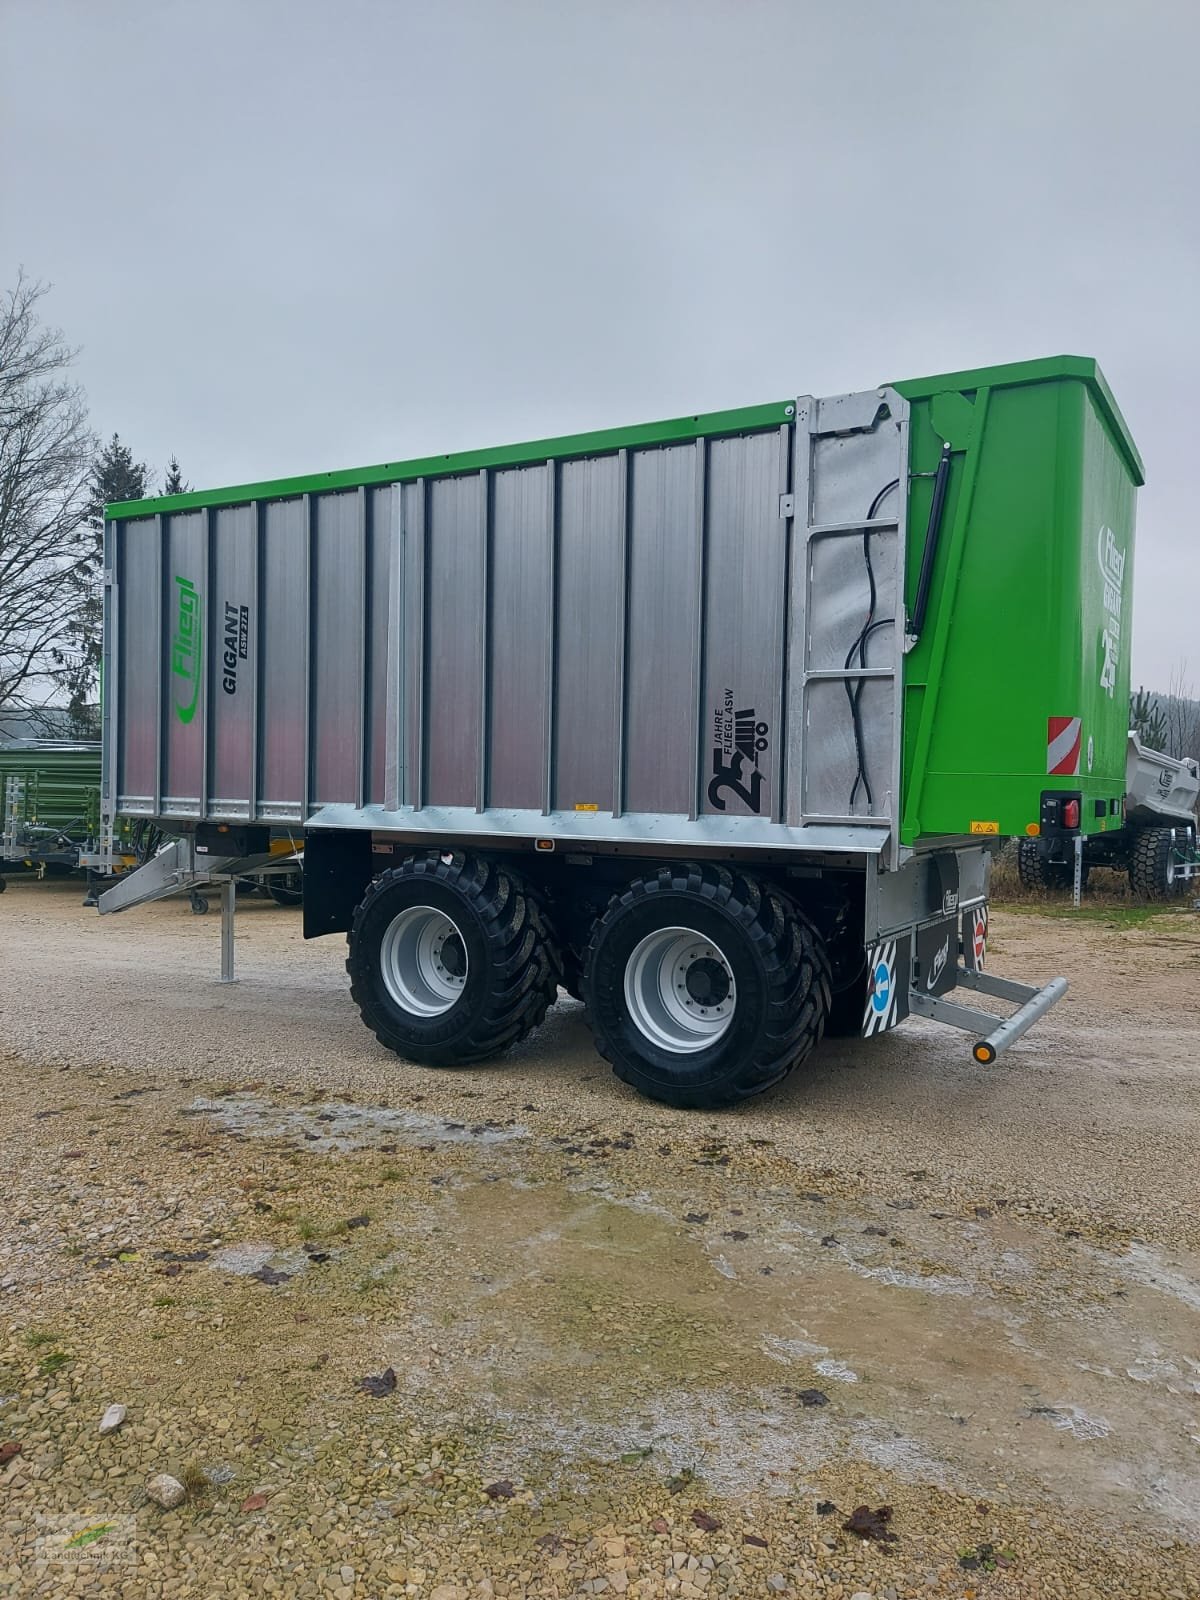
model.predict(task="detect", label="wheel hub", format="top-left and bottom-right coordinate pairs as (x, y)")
top-left (684, 957), bottom-right (730, 1007)
top-left (439, 933), bottom-right (467, 977)
top-left (624, 927), bottom-right (737, 1054)
top-left (380, 905), bottom-right (469, 1017)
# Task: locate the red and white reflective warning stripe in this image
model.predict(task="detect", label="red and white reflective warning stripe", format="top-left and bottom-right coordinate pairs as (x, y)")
top-left (971, 908), bottom-right (987, 969)
top-left (1047, 716), bottom-right (1082, 776)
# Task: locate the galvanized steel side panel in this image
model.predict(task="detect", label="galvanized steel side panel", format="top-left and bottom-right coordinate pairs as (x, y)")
top-left (210, 504), bottom-right (256, 815)
top-left (160, 511), bottom-right (205, 815)
top-left (700, 429), bottom-right (789, 822)
top-left (789, 389), bottom-right (909, 854)
top-left (487, 464), bottom-right (552, 810)
top-left (104, 385), bottom-right (909, 861)
top-left (552, 453), bottom-right (624, 813)
top-left (365, 486), bottom-right (397, 805)
top-left (310, 490), bottom-right (364, 806)
top-left (259, 499), bottom-right (307, 819)
top-left (424, 473), bottom-right (485, 808)
top-left (398, 480), bottom-right (425, 808)
top-left (624, 444), bottom-right (702, 817)
top-left (115, 516), bottom-right (160, 811)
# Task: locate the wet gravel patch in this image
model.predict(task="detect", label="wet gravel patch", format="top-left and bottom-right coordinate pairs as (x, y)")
top-left (1, 880), bottom-right (1198, 1595)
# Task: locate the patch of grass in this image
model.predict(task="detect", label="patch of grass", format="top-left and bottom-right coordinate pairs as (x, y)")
top-left (295, 1218), bottom-right (320, 1242)
top-left (379, 1166), bottom-right (404, 1184)
top-left (180, 1460), bottom-right (210, 1500)
top-left (23, 1329), bottom-right (57, 1349)
top-left (959, 1543), bottom-right (1015, 1573)
top-left (353, 1261), bottom-right (403, 1294)
top-left (152, 1295), bottom-right (177, 1309)
top-left (62, 1242), bottom-right (84, 1258)
top-left (37, 1350), bottom-right (71, 1377)
top-left (995, 898), bottom-right (1181, 929)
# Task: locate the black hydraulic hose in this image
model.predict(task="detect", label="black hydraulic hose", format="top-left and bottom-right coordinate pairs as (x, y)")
top-left (845, 480), bottom-right (900, 811)
top-left (909, 441), bottom-right (953, 642)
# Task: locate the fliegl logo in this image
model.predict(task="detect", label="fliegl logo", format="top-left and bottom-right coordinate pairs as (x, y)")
top-left (171, 575), bottom-right (202, 724)
top-left (1096, 524), bottom-right (1126, 699)
top-left (925, 935), bottom-right (950, 992)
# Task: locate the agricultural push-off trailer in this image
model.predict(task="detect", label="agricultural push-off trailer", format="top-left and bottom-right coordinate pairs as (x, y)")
top-left (1017, 731), bottom-right (1198, 897)
top-left (95, 356), bottom-right (1142, 1108)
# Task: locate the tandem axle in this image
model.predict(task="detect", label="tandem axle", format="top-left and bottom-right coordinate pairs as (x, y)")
top-left (100, 831), bottom-right (1066, 1108)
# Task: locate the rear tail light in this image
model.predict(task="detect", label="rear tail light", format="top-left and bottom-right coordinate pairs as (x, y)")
top-left (1040, 790), bottom-right (1083, 833)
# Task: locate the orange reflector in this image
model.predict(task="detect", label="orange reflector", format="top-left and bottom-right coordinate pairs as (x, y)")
top-left (534, 839), bottom-right (555, 852)
top-left (1025, 822), bottom-right (1040, 837)
top-left (973, 1043), bottom-right (994, 1064)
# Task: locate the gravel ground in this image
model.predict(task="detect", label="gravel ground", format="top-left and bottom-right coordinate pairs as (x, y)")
top-left (1, 877), bottom-right (1199, 1599)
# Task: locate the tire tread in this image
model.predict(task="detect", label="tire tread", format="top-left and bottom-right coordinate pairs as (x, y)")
top-left (346, 852), bottom-right (561, 1065)
top-left (583, 863), bottom-right (831, 1109)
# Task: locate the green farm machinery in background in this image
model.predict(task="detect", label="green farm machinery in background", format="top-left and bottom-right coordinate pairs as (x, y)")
top-left (0, 742), bottom-right (124, 889)
top-left (0, 739), bottom-right (302, 908)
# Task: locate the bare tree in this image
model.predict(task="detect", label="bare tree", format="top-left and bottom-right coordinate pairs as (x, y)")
top-left (0, 272), bottom-right (94, 727)
top-left (1164, 661), bottom-right (1200, 763)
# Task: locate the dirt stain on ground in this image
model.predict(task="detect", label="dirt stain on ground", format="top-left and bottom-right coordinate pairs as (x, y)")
top-left (375, 1171), bottom-right (1200, 1535)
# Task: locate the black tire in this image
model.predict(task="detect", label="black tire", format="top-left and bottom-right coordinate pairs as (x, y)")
top-left (268, 871), bottom-right (303, 907)
top-left (347, 852), bottom-right (561, 1067)
top-left (1128, 826), bottom-right (1184, 899)
top-left (583, 864), bottom-right (831, 1110)
top-left (1017, 838), bottom-right (1087, 892)
top-left (0, 875), bottom-right (6, 894)
top-left (190, 893), bottom-right (209, 916)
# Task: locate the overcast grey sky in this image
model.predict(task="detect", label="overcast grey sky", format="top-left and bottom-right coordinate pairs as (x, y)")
top-left (2, 0), bottom-right (1196, 688)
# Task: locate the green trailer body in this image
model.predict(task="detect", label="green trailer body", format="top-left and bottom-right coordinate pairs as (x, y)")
top-left (896, 357), bottom-right (1142, 846)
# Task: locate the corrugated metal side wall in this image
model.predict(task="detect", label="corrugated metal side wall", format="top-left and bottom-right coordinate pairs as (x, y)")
top-left (109, 395), bottom-right (907, 851)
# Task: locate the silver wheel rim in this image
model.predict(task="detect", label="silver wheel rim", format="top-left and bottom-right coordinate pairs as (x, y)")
top-left (379, 905), bottom-right (468, 1017)
top-left (624, 926), bottom-right (736, 1053)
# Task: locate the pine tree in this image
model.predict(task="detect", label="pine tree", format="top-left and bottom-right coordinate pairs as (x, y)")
top-left (1130, 685), bottom-right (1168, 752)
top-left (163, 455), bottom-right (189, 496)
top-left (53, 435), bottom-right (149, 733)
top-left (86, 434), bottom-right (149, 521)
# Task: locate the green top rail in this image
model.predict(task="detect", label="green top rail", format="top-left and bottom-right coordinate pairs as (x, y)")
top-left (892, 355), bottom-right (1144, 485)
top-left (106, 353), bottom-right (1143, 520)
top-left (105, 399), bottom-right (796, 519)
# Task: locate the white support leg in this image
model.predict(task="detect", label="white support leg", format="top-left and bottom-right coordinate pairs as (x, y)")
top-left (220, 878), bottom-right (236, 983)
